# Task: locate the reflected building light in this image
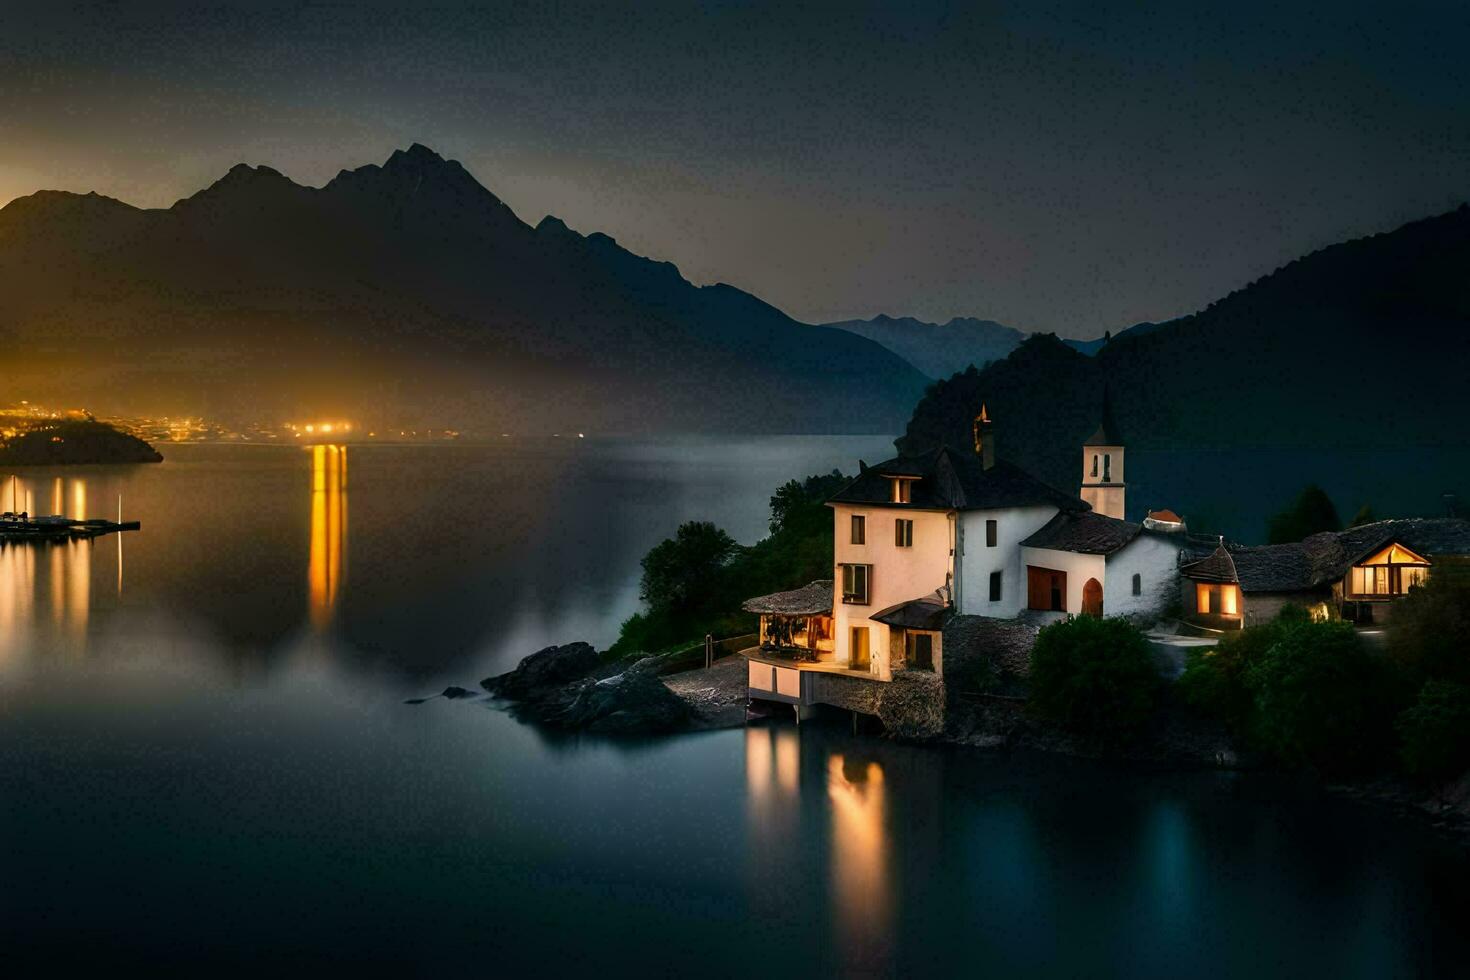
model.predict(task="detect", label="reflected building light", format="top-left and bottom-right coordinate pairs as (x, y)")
top-left (72, 479), bottom-right (87, 521)
top-left (67, 540), bottom-right (90, 639)
top-left (308, 444), bottom-right (348, 629)
top-left (828, 754), bottom-right (891, 968)
top-left (0, 542), bottom-right (36, 664)
top-left (52, 477), bottom-right (62, 517)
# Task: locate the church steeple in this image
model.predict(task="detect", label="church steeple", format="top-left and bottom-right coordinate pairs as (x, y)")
top-left (973, 403), bottom-right (995, 470)
top-left (1080, 388), bottom-right (1125, 518)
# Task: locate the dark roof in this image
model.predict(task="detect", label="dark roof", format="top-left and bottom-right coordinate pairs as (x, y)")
top-left (1083, 387), bottom-right (1122, 446)
top-left (742, 579), bottom-right (832, 616)
top-left (828, 445), bottom-right (1088, 513)
top-left (1180, 518), bottom-right (1470, 593)
top-left (871, 595), bottom-right (951, 630)
top-left (1179, 543), bottom-right (1240, 584)
top-left (1020, 511), bottom-right (1144, 555)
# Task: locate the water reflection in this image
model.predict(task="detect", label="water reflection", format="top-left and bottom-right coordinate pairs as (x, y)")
top-left (308, 445), bottom-right (348, 629)
top-left (744, 725), bottom-right (894, 974)
top-left (1, 474), bottom-right (101, 656)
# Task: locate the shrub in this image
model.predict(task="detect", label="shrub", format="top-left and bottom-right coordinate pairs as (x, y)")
top-left (1396, 680), bottom-right (1470, 782)
top-left (1243, 620), bottom-right (1403, 773)
top-left (1387, 567), bottom-right (1470, 686)
top-left (1029, 616), bottom-right (1159, 738)
top-left (1178, 618), bottom-right (1288, 727)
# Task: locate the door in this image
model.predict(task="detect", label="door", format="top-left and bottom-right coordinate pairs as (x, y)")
top-left (1082, 578), bottom-right (1103, 617)
top-left (849, 626), bottom-right (870, 670)
top-left (1028, 566), bottom-right (1068, 612)
top-left (908, 632), bottom-right (934, 671)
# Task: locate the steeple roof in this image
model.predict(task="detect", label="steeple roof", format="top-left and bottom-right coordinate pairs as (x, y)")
top-left (1083, 387), bottom-right (1123, 446)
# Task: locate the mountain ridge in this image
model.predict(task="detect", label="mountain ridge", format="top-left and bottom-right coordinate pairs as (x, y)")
top-left (0, 145), bottom-right (928, 433)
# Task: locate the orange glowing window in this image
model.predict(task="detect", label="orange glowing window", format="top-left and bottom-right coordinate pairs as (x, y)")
top-left (1221, 584), bottom-right (1239, 616)
top-left (1196, 582), bottom-right (1213, 614)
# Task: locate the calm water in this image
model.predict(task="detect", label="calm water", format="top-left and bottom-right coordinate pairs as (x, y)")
top-left (2, 439), bottom-right (1467, 975)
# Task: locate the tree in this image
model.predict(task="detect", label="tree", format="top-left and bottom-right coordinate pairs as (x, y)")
top-left (1029, 616), bottom-right (1159, 738)
top-left (768, 470), bottom-right (847, 537)
top-left (1348, 504), bottom-right (1376, 527)
top-left (1244, 620), bottom-right (1403, 773)
top-left (1266, 484), bottom-right (1341, 544)
top-left (638, 521), bottom-right (739, 616)
top-left (1178, 616), bottom-right (1289, 728)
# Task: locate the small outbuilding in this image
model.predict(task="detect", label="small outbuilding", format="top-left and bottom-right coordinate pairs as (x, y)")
top-left (742, 579), bottom-right (834, 659)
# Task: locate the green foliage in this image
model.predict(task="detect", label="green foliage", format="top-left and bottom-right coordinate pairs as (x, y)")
top-left (1396, 680), bottom-right (1470, 781)
top-left (1029, 616), bottom-right (1159, 738)
top-left (1266, 484), bottom-right (1341, 544)
top-left (1387, 566), bottom-right (1470, 686)
top-left (1178, 616), bottom-right (1290, 728)
top-left (1243, 620), bottom-right (1403, 773)
top-left (609, 470), bottom-right (849, 658)
top-left (638, 521), bottom-right (739, 615)
top-left (1348, 504), bottom-right (1376, 528)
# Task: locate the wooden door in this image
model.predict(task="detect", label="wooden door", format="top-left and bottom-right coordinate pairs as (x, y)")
top-left (1028, 566), bottom-right (1067, 612)
top-left (1082, 578), bottom-right (1103, 617)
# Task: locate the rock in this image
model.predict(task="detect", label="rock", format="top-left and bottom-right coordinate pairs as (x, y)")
top-left (543, 664), bottom-right (692, 734)
top-left (481, 642), bottom-right (601, 700)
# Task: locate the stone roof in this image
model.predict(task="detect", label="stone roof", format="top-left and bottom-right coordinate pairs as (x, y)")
top-left (1179, 518), bottom-right (1470, 593)
top-left (828, 445), bottom-right (1087, 513)
top-left (741, 579), bottom-right (832, 616)
top-left (1020, 510), bottom-right (1144, 555)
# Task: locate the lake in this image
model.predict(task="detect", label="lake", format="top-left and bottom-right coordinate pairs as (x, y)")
top-left (2, 439), bottom-right (1467, 975)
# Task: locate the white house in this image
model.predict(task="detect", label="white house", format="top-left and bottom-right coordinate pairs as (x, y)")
top-left (742, 406), bottom-right (1187, 710)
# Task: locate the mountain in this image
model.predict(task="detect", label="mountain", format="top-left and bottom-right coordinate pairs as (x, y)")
top-left (897, 204), bottom-right (1470, 488)
top-left (1060, 320), bottom-right (1167, 356)
top-left (819, 315), bottom-right (1026, 379)
top-left (0, 144), bottom-right (927, 434)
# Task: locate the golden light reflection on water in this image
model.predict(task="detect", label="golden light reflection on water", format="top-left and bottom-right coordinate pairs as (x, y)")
top-left (744, 726), bottom-right (893, 972)
top-left (308, 445), bottom-right (348, 629)
top-left (1, 475), bottom-right (103, 659)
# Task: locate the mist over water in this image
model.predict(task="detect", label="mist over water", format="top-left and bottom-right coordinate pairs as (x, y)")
top-left (2, 438), bottom-right (1467, 974)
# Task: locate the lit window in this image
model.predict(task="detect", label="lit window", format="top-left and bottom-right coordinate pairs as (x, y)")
top-left (851, 515), bottom-right (865, 545)
top-left (841, 564), bottom-right (871, 604)
top-left (1401, 566), bottom-right (1428, 592)
top-left (1221, 584), bottom-right (1239, 616)
top-left (1196, 582), bottom-right (1213, 614)
top-left (889, 478), bottom-right (913, 504)
top-left (895, 519), bottom-right (913, 548)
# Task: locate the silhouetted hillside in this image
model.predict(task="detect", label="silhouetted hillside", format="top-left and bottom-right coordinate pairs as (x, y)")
top-left (0, 420), bottom-right (162, 466)
top-left (898, 205), bottom-right (1470, 488)
top-left (0, 145), bottom-right (927, 434)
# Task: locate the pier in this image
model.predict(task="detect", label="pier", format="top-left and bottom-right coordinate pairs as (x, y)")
top-left (0, 516), bottom-right (141, 543)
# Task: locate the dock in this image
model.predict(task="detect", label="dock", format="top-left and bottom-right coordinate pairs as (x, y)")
top-left (0, 516), bottom-right (141, 543)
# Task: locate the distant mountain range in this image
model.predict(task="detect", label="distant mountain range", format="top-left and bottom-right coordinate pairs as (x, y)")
top-left (897, 204), bottom-right (1470, 488)
top-left (820, 314), bottom-right (1164, 379)
top-left (0, 144), bottom-right (927, 433)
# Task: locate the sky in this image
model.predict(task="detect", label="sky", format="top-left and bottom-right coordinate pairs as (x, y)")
top-left (2, 1), bottom-right (1468, 338)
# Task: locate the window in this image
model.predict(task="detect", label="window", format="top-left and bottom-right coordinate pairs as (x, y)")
top-left (1402, 566), bottom-right (1428, 591)
top-left (1103, 453), bottom-right (1111, 482)
top-left (985, 519), bottom-right (997, 547)
top-left (1196, 582), bottom-right (1240, 616)
top-left (1196, 581), bottom-right (1212, 614)
top-left (989, 570), bottom-right (1002, 602)
top-left (895, 518), bottom-right (913, 548)
top-left (850, 514), bottom-right (865, 545)
top-left (1091, 454), bottom-right (1099, 478)
top-left (1221, 584), bottom-right (1239, 616)
top-left (889, 478), bottom-right (913, 503)
top-left (840, 563), bottom-right (871, 604)
top-left (1132, 573), bottom-right (1141, 596)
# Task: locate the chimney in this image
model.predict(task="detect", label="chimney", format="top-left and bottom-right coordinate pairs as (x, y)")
top-left (973, 403), bottom-right (995, 470)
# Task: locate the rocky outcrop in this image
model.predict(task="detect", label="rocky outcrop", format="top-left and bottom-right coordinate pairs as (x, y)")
top-left (481, 643), bottom-right (691, 734)
top-left (481, 642), bottom-right (601, 700)
top-left (808, 670), bottom-right (947, 739)
top-left (535, 662), bottom-right (692, 734)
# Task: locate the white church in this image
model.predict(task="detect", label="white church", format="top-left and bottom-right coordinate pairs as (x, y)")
top-left (741, 402), bottom-right (1188, 696)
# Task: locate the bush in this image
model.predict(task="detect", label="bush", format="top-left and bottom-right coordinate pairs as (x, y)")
top-left (1387, 567), bottom-right (1470, 686)
top-left (1029, 616), bottom-right (1159, 738)
top-left (1396, 680), bottom-right (1470, 781)
top-left (1178, 617), bottom-right (1289, 727)
top-left (1243, 620), bottom-right (1403, 773)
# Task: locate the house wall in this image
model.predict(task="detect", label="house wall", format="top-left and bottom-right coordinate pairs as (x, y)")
top-left (1104, 533), bottom-right (1183, 621)
top-left (1246, 590), bottom-right (1331, 627)
top-left (831, 503), bottom-right (954, 680)
top-left (957, 505), bottom-right (1058, 618)
top-left (1020, 546), bottom-right (1106, 615)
